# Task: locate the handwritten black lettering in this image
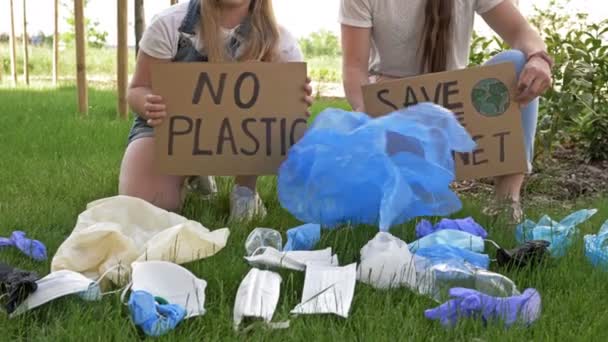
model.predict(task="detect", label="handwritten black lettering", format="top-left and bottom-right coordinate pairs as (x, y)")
top-left (493, 131), bottom-right (510, 162)
top-left (192, 118), bottom-right (212, 156)
top-left (217, 118), bottom-right (237, 155)
top-left (234, 72), bottom-right (260, 109)
top-left (377, 89), bottom-right (398, 111)
top-left (168, 116), bottom-right (193, 156)
top-left (192, 72), bottom-right (227, 105)
top-left (240, 118), bottom-right (259, 156)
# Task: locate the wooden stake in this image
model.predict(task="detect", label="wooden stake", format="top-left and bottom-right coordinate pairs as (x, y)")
top-left (75, 0), bottom-right (88, 114)
top-left (134, 0), bottom-right (145, 56)
top-left (117, 0), bottom-right (128, 118)
top-left (53, 0), bottom-right (59, 86)
top-left (22, 0), bottom-right (29, 86)
top-left (9, 0), bottom-right (18, 85)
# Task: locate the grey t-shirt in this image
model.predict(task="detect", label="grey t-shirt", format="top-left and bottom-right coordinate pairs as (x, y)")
top-left (339, 0), bottom-right (504, 78)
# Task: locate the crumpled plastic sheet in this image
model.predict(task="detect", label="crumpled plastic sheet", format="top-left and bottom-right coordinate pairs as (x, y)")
top-left (284, 224), bottom-right (321, 252)
top-left (128, 290), bottom-right (186, 337)
top-left (516, 209), bottom-right (598, 257)
top-left (425, 287), bottom-right (541, 328)
top-left (416, 218), bottom-right (488, 239)
top-left (0, 263), bottom-right (39, 314)
top-left (584, 220), bottom-right (608, 270)
top-left (0, 231), bottom-right (47, 261)
top-left (245, 228), bottom-right (282, 256)
top-left (409, 229), bottom-right (485, 254)
top-left (415, 244), bottom-right (490, 270)
top-left (278, 103), bottom-right (475, 231)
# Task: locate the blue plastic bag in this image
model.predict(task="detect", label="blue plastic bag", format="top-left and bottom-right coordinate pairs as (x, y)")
top-left (584, 220), bottom-right (608, 270)
top-left (516, 209), bottom-right (597, 257)
top-left (128, 291), bottom-right (186, 337)
top-left (278, 104), bottom-right (475, 231)
top-left (416, 217), bottom-right (488, 239)
top-left (409, 229), bottom-right (485, 253)
top-left (284, 223), bottom-right (321, 251)
top-left (415, 244), bottom-right (490, 269)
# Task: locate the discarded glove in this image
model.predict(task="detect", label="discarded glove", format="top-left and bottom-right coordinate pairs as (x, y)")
top-left (487, 240), bottom-right (551, 269)
top-left (245, 228), bottom-right (282, 256)
top-left (284, 224), bottom-right (321, 252)
top-left (425, 287), bottom-right (541, 328)
top-left (0, 263), bottom-right (39, 314)
top-left (128, 290), bottom-right (187, 337)
top-left (516, 209), bottom-right (597, 257)
top-left (409, 229), bottom-right (485, 253)
top-left (584, 220), bottom-right (608, 270)
top-left (278, 104), bottom-right (475, 231)
top-left (415, 244), bottom-right (490, 269)
top-left (416, 218), bottom-right (488, 239)
top-left (0, 231), bottom-right (47, 261)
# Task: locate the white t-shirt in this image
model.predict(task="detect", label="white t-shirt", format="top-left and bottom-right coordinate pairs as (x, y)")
top-left (140, 2), bottom-right (303, 62)
top-left (339, 0), bottom-right (504, 78)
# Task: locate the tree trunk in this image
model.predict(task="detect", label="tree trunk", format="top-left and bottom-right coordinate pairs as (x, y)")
top-left (134, 0), bottom-right (145, 56)
top-left (22, 0), bottom-right (29, 86)
top-left (53, 0), bottom-right (59, 85)
top-left (9, 0), bottom-right (18, 85)
top-left (118, 0), bottom-right (129, 118)
top-left (75, 0), bottom-right (88, 114)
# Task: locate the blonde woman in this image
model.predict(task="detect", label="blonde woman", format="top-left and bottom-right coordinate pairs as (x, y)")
top-left (119, 0), bottom-right (312, 219)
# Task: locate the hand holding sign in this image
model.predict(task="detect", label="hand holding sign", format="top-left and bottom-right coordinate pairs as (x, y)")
top-left (151, 62), bottom-right (309, 176)
top-left (144, 94), bottom-right (167, 127)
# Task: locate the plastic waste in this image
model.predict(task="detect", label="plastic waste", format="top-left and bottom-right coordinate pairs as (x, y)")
top-left (131, 261), bottom-right (207, 319)
top-left (357, 232), bottom-right (417, 289)
top-left (233, 268), bottom-right (282, 330)
top-left (0, 231), bottom-right (47, 261)
top-left (416, 260), bottom-right (520, 302)
top-left (516, 209), bottom-right (598, 257)
top-left (486, 240), bottom-right (551, 269)
top-left (584, 220), bottom-right (608, 270)
top-left (245, 228), bottom-right (282, 256)
top-left (409, 229), bottom-right (485, 254)
top-left (291, 263), bottom-right (357, 318)
top-left (415, 244), bottom-right (490, 270)
top-left (0, 263), bottom-right (39, 314)
top-left (245, 247), bottom-right (338, 272)
top-left (416, 218), bottom-right (488, 239)
top-left (425, 288), bottom-right (541, 328)
top-left (278, 104), bottom-right (476, 231)
top-left (284, 224), bottom-right (321, 252)
top-left (128, 290), bottom-right (186, 337)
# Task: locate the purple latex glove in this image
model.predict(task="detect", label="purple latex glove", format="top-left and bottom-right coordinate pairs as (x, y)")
top-left (416, 218), bottom-right (488, 239)
top-left (425, 288), bottom-right (541, 328)
top-left (0, 231), bottom-right (47, 261)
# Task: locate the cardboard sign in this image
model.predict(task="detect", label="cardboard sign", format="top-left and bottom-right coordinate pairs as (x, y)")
top-left (362, 63), bottom-right (527, 180)
top-left (151, 62), bottom-right (308, 176)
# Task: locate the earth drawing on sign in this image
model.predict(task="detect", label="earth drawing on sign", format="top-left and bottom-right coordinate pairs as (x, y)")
top-left (471, 78), bottom-right (510, 117)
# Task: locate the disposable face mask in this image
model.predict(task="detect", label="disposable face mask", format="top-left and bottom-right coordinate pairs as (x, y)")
top-left (291, 263), bottom-right (357, 318)
top-left (409, 230), bottom-right (485, 254)
top-left (245, 228), bottom-right (283, 257)
top-left (131, 261), bottom-right (206, 319)
top-left (357, 232), bottom-right (417, 289)
top-left (414, 244), bottom-right (490, 270)
top-left (10, 269), bottom-right (106, 317)
top-left (584, 220), bottom-right (608, 269)
top-left (233, 268), bottom-right (282, 330)
top-left (245, 247), bottom-right (338, 272)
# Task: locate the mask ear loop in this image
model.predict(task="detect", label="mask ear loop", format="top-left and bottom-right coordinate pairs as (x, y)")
top-left (95, 264), bottom-right (132, 297)
top-left (484, 239), bottom-right (501, 263)
top-left (120, 281), bottom-right (133, 306)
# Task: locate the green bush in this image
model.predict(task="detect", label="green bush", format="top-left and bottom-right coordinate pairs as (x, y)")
top-left (299, 30), bottom-right (341, 58)
top-left (469, 0), bottom-right (608, 162)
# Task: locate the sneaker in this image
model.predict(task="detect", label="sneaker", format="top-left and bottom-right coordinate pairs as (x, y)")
top-left (229, 185), bottom-right (267, 221)
top-left (184, 176), bottom-right (218, 199)
top-left (482, 198), bottom-right (524, 224)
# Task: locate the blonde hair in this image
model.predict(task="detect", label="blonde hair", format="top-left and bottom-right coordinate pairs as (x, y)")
top-left (201, 0), bottom-right (280, 62)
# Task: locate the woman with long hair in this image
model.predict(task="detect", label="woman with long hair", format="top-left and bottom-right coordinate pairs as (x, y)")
top-left (340, 0), bottom-right (552, 222)
top-left (120, 0), bottom-right (312, 219)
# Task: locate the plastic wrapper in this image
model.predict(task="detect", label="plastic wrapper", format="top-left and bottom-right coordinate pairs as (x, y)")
top-left (278, 104), bottom-right (475, 231)
top-left (584, 220), bottom-right (608, 270)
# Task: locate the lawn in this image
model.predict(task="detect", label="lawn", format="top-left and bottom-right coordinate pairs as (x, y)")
top-left (1, 85), bottom-right (607, 341)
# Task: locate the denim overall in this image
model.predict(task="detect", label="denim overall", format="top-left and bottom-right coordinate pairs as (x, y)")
top-left (127, 0), bottom-right (249, 145)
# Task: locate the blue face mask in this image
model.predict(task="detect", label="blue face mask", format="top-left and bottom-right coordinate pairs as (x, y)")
top-left (409, 229), bottom-right (485, 254)
top-left (414, 244), bottom-right (490, 269)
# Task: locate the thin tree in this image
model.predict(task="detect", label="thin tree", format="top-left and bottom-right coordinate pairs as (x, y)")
top-left (53, 0), bottom-right (59, 85)
top-left (9, 0), bottom-right (18, 85)
top-left (22, 0), bottom-right (29, 85)
top-left (134, 0), bottom-right (145, 55)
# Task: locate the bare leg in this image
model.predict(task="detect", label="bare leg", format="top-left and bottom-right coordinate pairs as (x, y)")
top-left (119, 137), bottom-right (186, 212)
top-left (494, 173), bottom-right (525, 202)
top-left (235, 175), bottom-right (258, 190)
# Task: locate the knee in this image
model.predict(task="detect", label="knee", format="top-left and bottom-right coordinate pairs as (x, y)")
top-left (119, 178), bottom-right (183, 213)
top-left (486, 50), bottom-right (527, 75)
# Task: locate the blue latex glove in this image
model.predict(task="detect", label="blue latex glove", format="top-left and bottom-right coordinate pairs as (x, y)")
top-left (128, 291), bottom-right (187, 337)
top-left (0, 231), bottom-right (47, 261)
top-left (416, 218), bottom-right (488, 239)
top-left (409, 230), bottom-right (485, 253)
top-left (278, 103), bottom-right (475, 231)
top-left (425, 288), bottom-right (541, 328)
top-left (584, 220), bottom-right (608, 270)
top-left (284, 223), bottom-right (321, 251)
top-left (516, 209), bottom-right (597, 257)
top-left (415, 244), bottom-right (490, 269)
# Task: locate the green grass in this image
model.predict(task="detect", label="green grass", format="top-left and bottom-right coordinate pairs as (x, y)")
top-left (1, 85), bottom-right (608, 341)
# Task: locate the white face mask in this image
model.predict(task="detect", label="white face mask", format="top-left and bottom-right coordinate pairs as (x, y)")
top-left (10, 270), bottom-right (104, 317)
top-left (131, 261), bottom-right (207, 319)
top-left (291, 263), bottom-right (357, 318)
top-left (357, 232), bottom-right (417, 290)
top-left (244, 247), bottom-right (338, 272)
top-left (233, 268), bottom-right (282, 330)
